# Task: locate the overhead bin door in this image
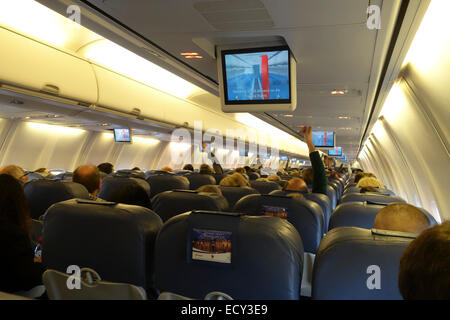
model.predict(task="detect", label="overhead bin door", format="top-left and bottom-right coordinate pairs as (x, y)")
top-left (0, 27), bottom-right (97, 104)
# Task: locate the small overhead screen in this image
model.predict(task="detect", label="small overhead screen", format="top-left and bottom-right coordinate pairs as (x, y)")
top-left (218, 44), bottom-right (297, 112)
top-left (328, 147), bottom-right (343, 157)
top-left (113, 128), bottom-right (132, 143)
top-left (312, 131), bottom-right (335, 148)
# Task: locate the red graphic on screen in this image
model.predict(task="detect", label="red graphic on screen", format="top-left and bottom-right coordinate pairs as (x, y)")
top-left (324, 132), bottom-right (327, 145)
top-left (261, 55), bottom-right (269, 99)
top-left (123, 130), bottom-right (127, 140)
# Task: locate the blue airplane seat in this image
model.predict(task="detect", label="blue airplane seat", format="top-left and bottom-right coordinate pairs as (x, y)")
top-left (217, 186), bottom-right (260, 209)
top-left (339, 193), bottom-right (406, 205)
top-left (249, 180), bottom-right (282, 194)
top-left (146, 174), bottom-right (190, 199)
top-left (98, 177), bottom-right (151, 207)
top-left (154, 210), bottom-right (304, 299)
top-left (185, 173), bottom-right (216, 190)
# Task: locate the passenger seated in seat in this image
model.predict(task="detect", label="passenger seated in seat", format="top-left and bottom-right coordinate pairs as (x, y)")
top-left (286, 193), bottom-right (305, 200)
top-left (73, 165), bottom-right (103, 201)
top-left (34, 168), bottom-right (52, 178)
top-left (97, 162), bottom-right (114, 175)
top-left (360, 186), bottom-right (380, 193)
top-left (107, 184), bottom-right (151, 208)
top-left (182, 164), bottom-right (194, 171)
top-left (373, 203), bottom-right (430, 234)
top-left (199, 164), bottom-right (214, 175)
top-left (0, 174), bottom-right (44, 293)
top-left (302, 168), bottom-right (313, 186)
top-left (0, 165), bottom-right (28, 183)
top-left (267, 174), bottom-right (281, 182)
top-left (399, 221), bottom-right (450, 300)
top-left (197, 185), bottom-right (223, 196)
top-left (131, 167), bottom-right (142, 171)
top-left (219, 173), bottom-right (249, 187)
top-left (357, 177), bottom-right (383, 189)
top-left (282, 126), bottom-right (327, 196)
top-left (160, 166), bottom-right (173, 173)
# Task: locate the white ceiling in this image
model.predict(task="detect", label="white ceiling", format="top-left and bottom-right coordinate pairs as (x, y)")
top-left (79, 0), bottom-right (396, 161)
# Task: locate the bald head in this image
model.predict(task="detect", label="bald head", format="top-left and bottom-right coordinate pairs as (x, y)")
top-left (285, 177), bottom-right (308, 192)
top-left (0, 165), bottom-right (27, 182)
top-left (374, 203), bottom-right (430, 234)
top-left (73, 165), bottom-right (101, 195)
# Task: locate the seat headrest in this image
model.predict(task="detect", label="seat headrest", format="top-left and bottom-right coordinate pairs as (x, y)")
top-left (249, 180), bottom-right (282, 194)
top-left (113, 169), bottom-right (146, 180)
top-left (344, 186), bottom-right (395, 196)
top-left (154, 210), bottom-right (304, 299)
top-left (151, 190), bottom-right (229, 221)
top-left (247, 172), bottom-right (260, 180)
top-left (234, 194), bottom-right (323, 253)
top-left (185, 173), bottom-right (216, 190)
top-left (146, 174), bottom-right (190, 199)
top-left (98, 177), bottom-right (151, 208)
top-left (145, 170), bottom-right (173, 179)
top-left (312, 226), bottom-right (416, 300)
top-left (52, 172), bottom-right (73, 181)
top-left (330, 202), bottom-right (438, 230)
top-left (42, 199), bottom-right (163, 293)
top-left (218, 186), bottom-right (260, 209)
top-left (24, 180), bottom-right (89, 219)
top-left (339, 193), bottom-right (405, 205)
top-left (326, 185), bottom-right (337, 210)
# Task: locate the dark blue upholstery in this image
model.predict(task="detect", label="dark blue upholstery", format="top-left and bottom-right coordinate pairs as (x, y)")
top-left (344, 186), bottom-right (395, 196)
top-left (145, 170), bottom-right (173, 179)
top-left (52, 172), bottom-right (73, 181)
top-left (42, 199), bottom-right (163, 297)
top-left (249, 180), bottom-right (282, 194)
top-left (151, 190), bottom-right (229, 221)
top-left (328, 180), bottom-right (342, 200)
top-left (312, 227), bottom-right (416, 300)
top-left (339, 193), bottom-right (406, 205)
top-left (329, 202), bottom-right (385, 231)
top-left (213, 173), bottom-right (228, 184)
top-left (218, 186), bottom-right (260, 209)
top-left (269, 190), bottom-right (331, 232)
top-left (234, 194), bottom-right (323, 253)
top-left (185, 173), bottom-right (216, 190)
top-left (147, 174), bottom-right (190, 199)
top-left (154, 210), bottom-right (304, 299)
top-left (247, 172), bottom-right (260, 180)
top-left (327, 185), bottom-right (337, 211)
top-left (99, 177), bottom-right (151, 198)
top-left (330, 202), bottom-right (438, 231)
top-left (113, 169), bottom-right (146, 180)
top-left (24, 180), bottom-right (89, 219)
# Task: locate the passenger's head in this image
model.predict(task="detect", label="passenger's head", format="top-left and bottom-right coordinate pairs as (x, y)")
top-left (183, 164), bottom-right (194, 171)
top-left (131, 167), bottom-right (141, 171)
top-left (199, 164), bottom-right (214, 175)
top-left (267, 174), bottom-right (281, 181)
top-left (107, 184), bottom-right (150, 208)
top-left (398, 221), bottom-right (450, 300)
top-left (0, 165), bottom-right (28, 182)
top-left (160, 166), bottom-right (173, 173)
top-left (256, 177), bottom-right (269, 182)
top-left (0, 174), bottom-right (31, 236)
top-left (244, 166), bottom-right (251, 173)
top-left (285, 177), bottom-right (308, 192)
top-left (73, 165), bottom-right (102, 196)
top-left (219, 173), bottom-right (249, 187)
top-left (354, 172), bottom-right (366, 184)
top-left (235, 167), bottom-right (246, 174)
top-left (357, 177), bottom-right (383, 188)
top-left (302, 168), bottom-right (313, 185)
top-left (374, 203), bottom-right (430, 234)
top-left (197, 185), bottom-right (222, 196)
top-left (97, 162), bottom-right (114, 175)
top-left (35, 168), bottom-right (50, 174)
top-left (290, 170), bottom-right (301, 177)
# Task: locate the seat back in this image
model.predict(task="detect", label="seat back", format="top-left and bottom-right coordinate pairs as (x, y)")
top-left (185, 173), bottom-right (216, 190)
top-left (344, 187), bottom-right (395, 196)
top-left (42, 199), bottom-right (163, 295)
top-left (312, 227), bottom-right (416, 300)
top-left (339, 193), bottom-right (406, 205)
top-left (151, 190), bottom-right (229, 221)
top-left (98, 177), bottom-right (151, 206)
top-left (247, 172), bottom-right (260, 180)
top-left (43, 268), bottom-right (146, 300)
top-left (269, 190), bottom-right (331, 232)
top-left (52, 172), bottom-right (73, 181)
top-left (24, 180), bottom-right (90, 219)
top-left (327, 185), bottom-right (337, 210)
top-left (234, 194), bottom-right (323, 253)
top-left (154, 210), bottom-right (304, 299)
top-left (249, 180), bottom-right (282, 194)
top-left (146, 174), bottom-right (190, 199)
top-left (113, 169), bottom-right (146, 180)
top-left (218, 186), bottom-right (259, 209)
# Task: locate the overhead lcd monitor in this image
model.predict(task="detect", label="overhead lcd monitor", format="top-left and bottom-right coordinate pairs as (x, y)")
top-left (281, 156), bottom-right (287, 161)
top-left (312, 131), bottom-right (335, 148)
top-left (328, 147), bottom-right (343, 157)
top-left (114, 128), bottom-right (132, 143)
top-left (218, 44), bottom-right (297, 112)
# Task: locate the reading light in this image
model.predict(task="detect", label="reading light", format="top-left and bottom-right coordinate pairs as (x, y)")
top-left (180, 52), bottom-right (199, 56)
top-left (331, 90), bottom-right (346, 95)
top-left (338, 116), bottom-right (351, 119)
top-left (133, 136), bottom-right (160, 145)
top-left (27, 122), bottom-right (85, 134)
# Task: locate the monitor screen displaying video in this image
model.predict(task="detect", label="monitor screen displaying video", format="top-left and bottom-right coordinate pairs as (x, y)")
top-left (222, 46), bottom-right (291, 104)
top-left (114, 128), bottom-right (132, 143)
top-left (328, 147), bottom-right (343, 157)
top-left (312, 131), bottom-right (335, 148)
